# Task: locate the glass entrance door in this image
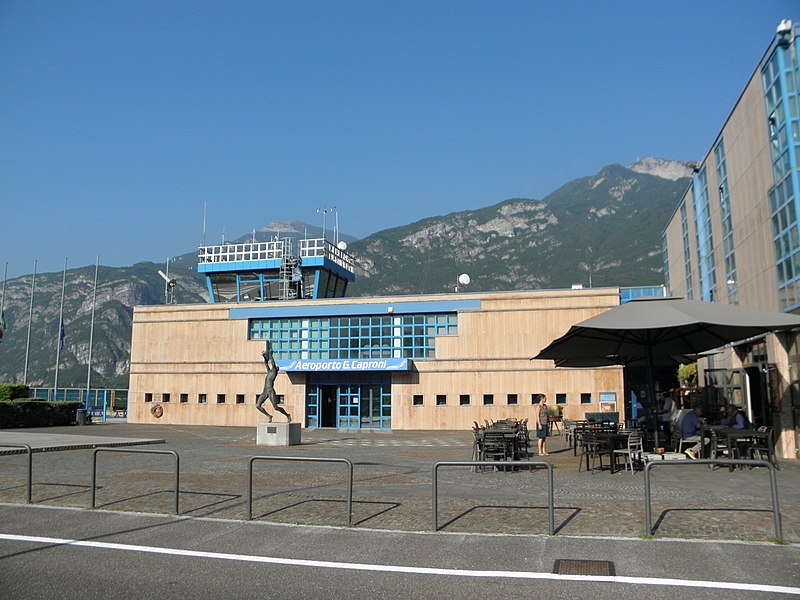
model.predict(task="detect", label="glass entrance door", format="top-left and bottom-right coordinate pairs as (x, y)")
top-left (306, 382), bottom-right (391, 430)
top-left (338, 385), bottom-right (360, 429)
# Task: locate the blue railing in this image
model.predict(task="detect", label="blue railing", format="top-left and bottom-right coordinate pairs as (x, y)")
top-left (29, 388), bottom-right (128, 420)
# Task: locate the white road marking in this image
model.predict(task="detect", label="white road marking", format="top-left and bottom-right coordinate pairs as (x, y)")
top-left (1, 533), bottom-right (798, 595)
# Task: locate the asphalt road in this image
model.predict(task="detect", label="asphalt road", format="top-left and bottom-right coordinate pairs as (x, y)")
top-left (1, 504), bottom-right (798, 600)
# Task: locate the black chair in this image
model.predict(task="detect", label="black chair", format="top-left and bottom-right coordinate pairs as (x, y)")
top-left (749, 426), bottom-right (777, 467)
top-left (482, 430), bottom-right (511, 470)
top-left (577, 430), bottom-right (610, 473)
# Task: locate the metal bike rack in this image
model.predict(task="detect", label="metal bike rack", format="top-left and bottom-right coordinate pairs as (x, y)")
top-left (247, 456), bottom-right (354, 524)
top-left (91, 448), bottom-right (181, 514)
top-left (643, 458), bottom-right (782, 540)
top-left (432, 460), bottom-right (555, 534)
top-left (0, 444), bottom-right (33, 504)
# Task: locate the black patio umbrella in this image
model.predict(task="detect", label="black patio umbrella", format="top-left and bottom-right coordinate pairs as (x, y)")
top-left (532, 296), bottom-right (800, 404)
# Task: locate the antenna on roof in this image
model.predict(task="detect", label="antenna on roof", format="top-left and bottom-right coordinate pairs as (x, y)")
top-left (202, 201), bottom-right (207, 246)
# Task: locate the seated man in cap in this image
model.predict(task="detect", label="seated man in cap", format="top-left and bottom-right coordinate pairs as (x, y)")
top-left (681, 405), bottom-right (709, 460)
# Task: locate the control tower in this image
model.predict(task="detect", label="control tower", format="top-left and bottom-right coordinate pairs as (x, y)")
top-left (197, 237), bottom-right (355, 303)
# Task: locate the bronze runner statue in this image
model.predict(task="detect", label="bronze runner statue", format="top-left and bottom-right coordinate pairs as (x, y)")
top-left (256, 340), bottom-right (291, 422)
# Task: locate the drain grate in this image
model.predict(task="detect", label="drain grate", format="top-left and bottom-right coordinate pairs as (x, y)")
top-left (553, 559), bottom-right (616, 576)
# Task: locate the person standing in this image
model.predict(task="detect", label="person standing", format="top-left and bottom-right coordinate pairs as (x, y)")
top-left (534, 395), bottom-right (550, 456)
top-left (659, 393), bottom-right (677, 442)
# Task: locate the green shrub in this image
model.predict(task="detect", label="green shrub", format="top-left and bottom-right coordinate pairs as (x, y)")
top-left (0, 384), bottom-right (31, 402)
top-left (0, 400), bottom-right (82, 428)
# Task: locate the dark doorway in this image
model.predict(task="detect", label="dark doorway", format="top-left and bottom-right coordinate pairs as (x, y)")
top-left (320, 385), bottom-right (337, 428)
top-left (745, 365), bottom-right (771, 428)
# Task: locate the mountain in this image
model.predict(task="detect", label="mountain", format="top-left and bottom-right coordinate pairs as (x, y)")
top-left (0, 160), bottom-right (690, 387)
top-left (346, 162), bottom-right (690, 295)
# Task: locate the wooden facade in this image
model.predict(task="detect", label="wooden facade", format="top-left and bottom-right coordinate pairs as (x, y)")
top-left (128, 288), bottom-right (627, 429)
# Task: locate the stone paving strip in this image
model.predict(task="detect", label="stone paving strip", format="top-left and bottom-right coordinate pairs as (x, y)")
top-left (0, 423), bottom-right (796, 543)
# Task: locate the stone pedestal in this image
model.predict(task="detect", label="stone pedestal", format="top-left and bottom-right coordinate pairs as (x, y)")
top-left (256, 422), bottom-right (301, 446)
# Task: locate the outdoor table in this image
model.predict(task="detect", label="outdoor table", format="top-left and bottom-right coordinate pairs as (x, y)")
top-left (726, 429), bottom-right (774, 465)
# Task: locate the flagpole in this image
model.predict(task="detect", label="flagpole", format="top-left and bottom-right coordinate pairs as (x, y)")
top-left (23, 260), bottom-right (37, 385)
top-left (1, 261), bottom-right (7, 316)
top-left (53, 257), bottom-right (67, 400)
top-left (0, 261), bottom-right (7, 338)
top-left (85, 256), bottom-right (99, 405)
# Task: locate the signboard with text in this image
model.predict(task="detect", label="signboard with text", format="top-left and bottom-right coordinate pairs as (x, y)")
top-left (278, 358), bottom-right (410, 372)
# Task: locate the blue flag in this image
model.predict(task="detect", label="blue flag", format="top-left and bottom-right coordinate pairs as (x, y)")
top-left (58, 322), bottom-right (65, 350)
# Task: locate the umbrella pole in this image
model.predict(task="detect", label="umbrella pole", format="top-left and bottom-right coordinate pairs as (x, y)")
top-left (646, 344), bottom-right (658, 450)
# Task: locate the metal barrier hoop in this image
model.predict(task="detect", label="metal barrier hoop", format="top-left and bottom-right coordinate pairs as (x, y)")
top-left (643, 458), bottom-right (782, 540)
top-left (91, 448), bottom-right (181, 514)
top-left (247, 456), bottom-right (354, 524)
top-left (0, 444), bottom-right (33, 504)
top-left (432, 460), bottom-right (555, 535)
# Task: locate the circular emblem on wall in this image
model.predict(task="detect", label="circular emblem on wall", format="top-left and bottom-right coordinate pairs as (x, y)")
top-left (150, 404), bottom-right (164, 418)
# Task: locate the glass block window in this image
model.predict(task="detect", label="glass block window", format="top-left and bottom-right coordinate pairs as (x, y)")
top-left (250, 312), bottom-right (458, 360)
top-left (680, 201), bottom-right (694, 300)
top-left (692, 168), bottom-right (717, 302)
top-left (764, 36), bottom-right (800, 311)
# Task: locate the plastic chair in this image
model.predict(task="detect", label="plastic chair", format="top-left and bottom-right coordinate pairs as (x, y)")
top-left (613, 430), bottom-right (643, 473)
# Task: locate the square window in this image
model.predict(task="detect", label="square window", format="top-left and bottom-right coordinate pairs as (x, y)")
top-left (179, 393), bottom-right (188, 404)
top-left (198, 393), bottom-right (207, 404)
top-left (580, 393), bottom-right (592, 405)
top-left (162, 393), bottom-right (170, 403)
top-left (412, 395), bottom-right (423, 407)
top-left (235, 394), bottom-right (245, 404)
top-left (436, 394), bottom-right (447, 406)
top-left (459, 394), bottom-right (471, 406)
top-left (531, 393), bottom-right (544, 405)
top-left (556, 393), bottom-right (567, 405)
top-left (276, 394), bottom-right (285, 405)
top-left (483, 394), bottom-right (494, 406)
top-left (507, 394), bottom-right (518, 406)
top-left (216, 394), bottom-right (226, 404)
top-left (144, 393), bottom-right (153, 403)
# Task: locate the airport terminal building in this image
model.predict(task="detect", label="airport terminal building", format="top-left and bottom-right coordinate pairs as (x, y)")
top-left (129, 237), bottom-right (646, 430)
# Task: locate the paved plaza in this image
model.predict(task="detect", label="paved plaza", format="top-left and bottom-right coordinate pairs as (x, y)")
top-left (0, 421), bottom-right (798, 543)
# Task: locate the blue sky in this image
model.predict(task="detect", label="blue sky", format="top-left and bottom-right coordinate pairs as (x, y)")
top-left (0, 1), bottom-right (795, 278)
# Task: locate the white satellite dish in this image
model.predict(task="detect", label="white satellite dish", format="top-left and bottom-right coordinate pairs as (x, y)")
top-left (337, 241), bottom-right (348, 251)
top-left (458, 273), bottom-right (471, 286)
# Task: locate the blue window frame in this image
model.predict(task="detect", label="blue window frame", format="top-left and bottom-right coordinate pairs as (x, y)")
top-left (250, 313), bottom-right (458, 360)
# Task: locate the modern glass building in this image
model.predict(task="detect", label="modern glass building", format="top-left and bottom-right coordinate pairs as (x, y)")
top-left (662, 19), bottom-right (800, 460)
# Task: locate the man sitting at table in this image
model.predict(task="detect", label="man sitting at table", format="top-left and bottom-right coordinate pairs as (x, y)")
top-left (720, 404), bottom-right (749, 429)
top-left (682, 405), bottom-right (709, 460)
